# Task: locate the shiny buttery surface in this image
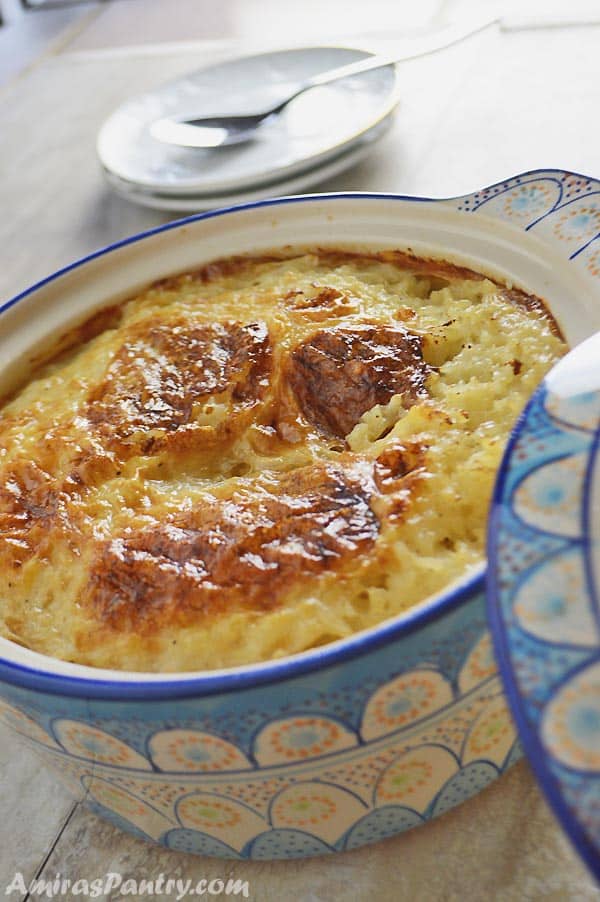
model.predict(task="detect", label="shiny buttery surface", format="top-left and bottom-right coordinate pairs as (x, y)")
top-left (0, 248), bottom-right (566, 671)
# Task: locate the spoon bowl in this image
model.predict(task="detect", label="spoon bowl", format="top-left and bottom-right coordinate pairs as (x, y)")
top-left (150, 112), bottom-right (278, 149)
top-left (150, 14), bottom-right (495, 150)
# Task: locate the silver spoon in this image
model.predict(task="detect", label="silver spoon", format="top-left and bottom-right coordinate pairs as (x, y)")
top-left (151, 15), bottom-right (497, 150)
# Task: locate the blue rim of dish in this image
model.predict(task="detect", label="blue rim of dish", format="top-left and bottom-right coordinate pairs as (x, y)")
top-left (0, 170), bottom-right (590, 700)
top-left (486, 382), bottom-right (600, 881)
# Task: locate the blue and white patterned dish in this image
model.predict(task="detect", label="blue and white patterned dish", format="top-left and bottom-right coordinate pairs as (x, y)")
top-left (0, 171), bottom-right (599, 859)
top-left (488, 331), bottom-right (600, 878)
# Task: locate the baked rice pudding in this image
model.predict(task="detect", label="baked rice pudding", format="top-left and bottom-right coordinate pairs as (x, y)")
top-left (0, 249), bottom-right (566, 671)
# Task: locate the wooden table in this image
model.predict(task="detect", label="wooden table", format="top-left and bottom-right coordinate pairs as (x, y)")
top-left (0, 2), bottom-right (599, 899)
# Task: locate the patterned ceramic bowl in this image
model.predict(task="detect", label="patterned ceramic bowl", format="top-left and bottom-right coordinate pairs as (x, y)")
top-left (488, 330), bottom-right (600, 877)
top-left (0, 171), bottom-right (599, 860)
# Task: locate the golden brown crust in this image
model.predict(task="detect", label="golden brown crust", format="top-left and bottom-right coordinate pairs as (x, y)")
top-left (0, 305), bottom-right (125, 409)
top-left (85, 458), bottom-right (388, 632)
top-left (0, 430), bottom-right (118, 570)
top-left (86, 318), bottom-right (272, 455)
top-left (374, 441), bottom-right (427, 488)
top-left (0, 246), bottom-right (566, 670)
top-left (286, 324), bottom-right (431, 438)
top-left (500, 288), bottom-right (564, 339)
top-left (283, 286), bottom-right (359, 321)
top-left (153, 255), bottom-right (288, 290)
top-left (373, 441), bottom-right (428, 521)
top-left (63, 304), bottom-right (124, 348)
top-left (193, 255), bottom-right (286, 284)
top-left (0, 460), bottom-right (68, 568)
top-left (172, 248), bottom-right (563, 336)
top-left (316, 248), bottom-right (488, 282)
top-left (167, 248), bottom-right (489, 288)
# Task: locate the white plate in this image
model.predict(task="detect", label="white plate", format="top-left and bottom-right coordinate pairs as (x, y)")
top-left (97, 46), bottom-right (399, 196)
top-left (102, 119), bottom-right (392, 211)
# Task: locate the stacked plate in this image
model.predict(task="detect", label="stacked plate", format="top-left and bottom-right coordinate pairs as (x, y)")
top-left (97, 47), bottom-right (399, 211)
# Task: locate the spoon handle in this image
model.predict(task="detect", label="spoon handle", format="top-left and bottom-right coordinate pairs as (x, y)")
top-left (305, 14), bottom-right (498, 90)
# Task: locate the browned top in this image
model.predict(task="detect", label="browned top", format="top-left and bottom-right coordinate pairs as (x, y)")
top-left (146, 248), bottom-right (487, 299)
top-left (85, 457), bottom-right (399, 632)
top-left (287, 324), bottom-right (431, 438)
top-left (153, 254), bottom-right (287, 290)
top-left (283, 286), bottom-right (359, 321)
top-left (0, 460), bottom-right (68, 567)
top-left (0, 247), bottom-right (561, 654)
top-left (316, 248), bottom-right (489, 282)
top-left (86, 318), bottom-right (271, 454)
top-left (500, 288), bottom-right (564, 338)
top-left (26, 305), bottom-right (124, 377)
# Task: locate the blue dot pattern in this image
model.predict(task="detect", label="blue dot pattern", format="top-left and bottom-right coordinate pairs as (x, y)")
top-left (430, 763), bottom-right (499, 818)
top-left (248, 829), bottom-right (333, 860)
top-left (343, 806), bottom-right (423, 850)
top-left (163, 828), bottom-right (240, 858)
